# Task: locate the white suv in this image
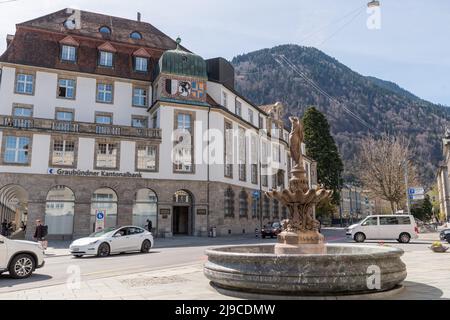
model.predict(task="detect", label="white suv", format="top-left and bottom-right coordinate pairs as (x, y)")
top-left (0, 235), bottom-right (45, 278)
top-left (346, 214), bottom-right (419, 243)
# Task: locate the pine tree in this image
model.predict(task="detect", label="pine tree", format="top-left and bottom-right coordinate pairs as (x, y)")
top-left (302, 106), bottom-right (344, 204)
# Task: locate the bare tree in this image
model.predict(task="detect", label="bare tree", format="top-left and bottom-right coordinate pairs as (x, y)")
top-left (358, 135), bottom-right (418, 214)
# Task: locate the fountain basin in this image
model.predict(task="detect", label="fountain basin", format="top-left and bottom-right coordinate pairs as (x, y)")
top-left (204, 244), bottom-right (406, 296)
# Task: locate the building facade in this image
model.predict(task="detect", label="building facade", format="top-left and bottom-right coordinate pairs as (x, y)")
top-left (0, 9), bottom-right (317, 239)
top-left (437, 133), bottom-right (450, 223)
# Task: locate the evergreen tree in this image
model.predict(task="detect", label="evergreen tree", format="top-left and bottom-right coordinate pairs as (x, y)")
top-left (411, 195), bottom-right (433, 221)
top-left (302, 106), bottom-right (344, 204)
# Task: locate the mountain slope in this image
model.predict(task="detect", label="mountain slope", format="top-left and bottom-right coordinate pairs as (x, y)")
top-left (232, 44), bottom-right (449, 186)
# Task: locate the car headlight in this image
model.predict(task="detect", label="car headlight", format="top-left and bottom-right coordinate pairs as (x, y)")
top-left (89, 240), bottom-right (99, 245)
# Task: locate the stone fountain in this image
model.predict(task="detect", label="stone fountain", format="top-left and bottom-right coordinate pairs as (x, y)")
top-left (204, 117), bottom-right (407, 297)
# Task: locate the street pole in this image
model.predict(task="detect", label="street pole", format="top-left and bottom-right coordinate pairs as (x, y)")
top-left (349, 186), bottom-right (353, 225)
top-left (404, 160), bottom-right (411, 214)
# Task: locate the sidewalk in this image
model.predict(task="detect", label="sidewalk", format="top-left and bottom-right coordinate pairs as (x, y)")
top-left (2, 247), bottom-right (450, 300)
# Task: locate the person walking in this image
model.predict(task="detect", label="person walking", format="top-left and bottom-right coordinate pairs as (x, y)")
top-left (146, 219), bottom-right (153, 232)
top-left (33, 219), bottom-right (48, 250)
top-left (1, 219), bottom-right (7, 236)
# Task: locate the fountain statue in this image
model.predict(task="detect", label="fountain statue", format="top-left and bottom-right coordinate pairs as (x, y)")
top-left (267, 116), bottom-right (332, 254)
top-left (203, 115), bottom-right (407, 298)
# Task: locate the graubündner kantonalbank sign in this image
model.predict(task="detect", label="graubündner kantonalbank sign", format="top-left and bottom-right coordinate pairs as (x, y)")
top-left (48, 168), bottom-right (143, 178)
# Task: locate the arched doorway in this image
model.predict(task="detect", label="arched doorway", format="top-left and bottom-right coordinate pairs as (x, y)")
top-left (172, 190), bottom-right (193, 235)
top-left (133, 189), bottom-right (157, 231)
top-left (0, 185), bottom-right (28, 237)
top-left (90, 188), bottom-right (118, 232)
top-left (45, 186), bottom-right (75, 237)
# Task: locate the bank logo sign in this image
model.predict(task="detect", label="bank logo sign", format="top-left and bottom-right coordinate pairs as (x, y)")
top-left (48, 168), bottom-right (142, 178)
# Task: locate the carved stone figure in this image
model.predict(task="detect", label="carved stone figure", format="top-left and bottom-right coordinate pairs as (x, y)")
top-left (289, 116), bottom-right (303, 168)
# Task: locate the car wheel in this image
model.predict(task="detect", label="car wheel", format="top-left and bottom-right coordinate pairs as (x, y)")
top-left (354, 232), bottom-right (366, 243)
top-left (73, 255), bottom-right (83, 258)
top-left (140, 240), bottom-right (151, 253)
top-left (8, 254), bottom-right (35, 279)
top-left (97, 243), bottom-right (110, 257)
top-left (399, 233), bottom-right (411, 243)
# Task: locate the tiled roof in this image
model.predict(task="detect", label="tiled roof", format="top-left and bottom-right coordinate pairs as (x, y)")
top-left (0, 9), bottom-right (184, 81)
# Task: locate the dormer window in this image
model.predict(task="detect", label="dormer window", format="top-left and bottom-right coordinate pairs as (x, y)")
top-left (99, 26), bottom-right (111, 34)
top-left (99, 51), bottom-right (113, 67)
top-left (134, 57), bottom-right (148, 72)
top-left (61, 45), bottom-right (76, 62)
top-left (130, 31), bottom-right (142, 40)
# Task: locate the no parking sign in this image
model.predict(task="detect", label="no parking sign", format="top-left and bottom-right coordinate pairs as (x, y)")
top-left (95, 210), bottom-right (105, 231)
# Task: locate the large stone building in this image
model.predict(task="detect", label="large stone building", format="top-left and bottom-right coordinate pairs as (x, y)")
top-left (0, 9), bottom-right (317, 239)
top-left (437, 132), bottom-right (450, 223)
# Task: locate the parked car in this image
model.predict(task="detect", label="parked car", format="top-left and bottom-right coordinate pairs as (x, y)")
top-left (0, 234), bottom-right (45, 279)
top-left (261, 222), bottom-right (282, 239)
top-left (346, 215), bottom-right (419, 243)
top-left (439, 229), bottom-right (450, 243)
top-left (69, 226), bottom-right (153, 258)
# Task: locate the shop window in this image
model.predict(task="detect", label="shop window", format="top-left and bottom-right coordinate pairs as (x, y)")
top-left (45, 186), bottom-right (75, 235)
top-left (132, 189), bottom-right (157, 231)
top-left (90, 188), bottom-right (118, 232)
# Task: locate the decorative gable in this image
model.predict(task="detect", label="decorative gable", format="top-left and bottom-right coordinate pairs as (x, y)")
top-left (97, 42), bottom-right (117, 53)
top-left (59, 35), bottom-right (79, 47)
top-left (133, 48), bottom-right (151, 58)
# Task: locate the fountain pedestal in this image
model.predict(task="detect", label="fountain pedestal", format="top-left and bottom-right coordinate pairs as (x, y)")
top-left (275, 230), bottom-right (326, 254)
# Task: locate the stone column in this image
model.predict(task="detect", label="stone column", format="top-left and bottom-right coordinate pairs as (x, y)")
top-left (73, 202), bottom-right (91, 239)
top-left (117, 201), bottom-right (133, 226)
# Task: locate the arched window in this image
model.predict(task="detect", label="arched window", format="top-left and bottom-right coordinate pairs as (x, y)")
top-left (130, 31), bottom-right (142, 40)
top-left (173, 190), bottom-right (191, 204)
top-left (239, 190), bottom-right (248, 218)
top-left (45, 186), bottom-right (75, 235)
top-left (263, 195), bottom-right (270, 219)
top-left (224, 187), bottom-right (234, 217)
top-left (90, 188), bottom-right (117, 232)
top-left (132, 189), bottom-right (157, 231)
top-left (273, 199), bottom-right (279, 219)
top-left (99, 26), bottom-right (111, 34)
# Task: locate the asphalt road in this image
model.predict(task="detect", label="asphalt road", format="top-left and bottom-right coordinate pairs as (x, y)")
top-left (0, 228), bottom-right (436, 293)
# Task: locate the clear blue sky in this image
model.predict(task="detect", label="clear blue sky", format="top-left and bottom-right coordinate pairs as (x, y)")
top-left (1, 0), bottom-right (449, 105)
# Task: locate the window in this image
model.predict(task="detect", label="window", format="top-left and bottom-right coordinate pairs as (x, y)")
top-left (13, 106), bottom-right (32, 117)
top-left (134, 57), bottom-right (148, 72)
top-left (224, 188), bottom-right (235, 217)
top-left (61, 45), bottom-right (76, 62)
top-left (133, 87), bottom-right (148, 106)
top-left (238, 127), bottom-right (246, 181)
top-left (281, 206), bottom-right (287, 219)
top-left (133, 189), bottom-right (157, 230)
top-left (130, 31), bottom-right (142, 40)
top-left (380, 216), bottom-right (410, 225)
top-left (235, 100), bottom-right (242, 116)
top-left (132, 117), bottom-right (147, 128)
top-left (239, 190), bottom-right (248, 218)
top-left (56, 111), bottom-right (74, 121)
top-left (97, 83), bottom-right (113, 103)
top-left (272, 143), bottom-right (280, 162)
top-left (174, 112), bottom-right (193, 173)
top-left (4, 136), bottom-right (30, 164)
top-left (95, 114), bottom-right (112, 125)
top-left (222, 91), bottom-right (228, 107)
top-left (96, 142), bottom-right (118, 168)
top-left (251, 164), bottom-right (258, 185)
top-left (45, 186), bottom-right (75, 235)
top-left (224, 121), bottom-right (233, 178)
top-left (362, 217), bottom-right (378, 226)
top-left (99, 26), bottom-right (111, 34)
top-left (58, 79), bottom-right (75, 99)
top-left (273, 199), bottom-right (279, 219)
top-left (248, 109), bottom-right (254, 124)
top-left (15, 73), bottom-right (34, 94)
top-left (136, 145), bottom-right (157, 171)
top-left (263, 195), bottom-right (270, 218)
top-left (91, 188), bottom-right (118, 233)
top-left (99, 51), bottom-right (113, 67)
top-left (259, 115), bottom-right (264, 129)
top-left (52, 139), bottom-right (75, 166)
top-left (250, 135), bottom-right (258, 184)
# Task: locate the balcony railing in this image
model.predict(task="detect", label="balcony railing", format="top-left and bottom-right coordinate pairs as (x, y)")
top-left (0, 115), bottom-right (161, 139)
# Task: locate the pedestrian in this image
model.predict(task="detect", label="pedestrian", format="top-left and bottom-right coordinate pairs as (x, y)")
top-left (33, 219), bottom-right (48, 250)
top-left (146, 219), bottom-right (153, 232)
top-left (1, 219), bottom-right (7, 236)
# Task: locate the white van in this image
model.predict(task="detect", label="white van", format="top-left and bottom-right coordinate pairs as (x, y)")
top-left (346, 215), bottom-right (419, 243)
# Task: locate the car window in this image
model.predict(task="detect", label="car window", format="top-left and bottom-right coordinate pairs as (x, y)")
top-left (397, 217), bottom-right (411, 225)
top-left (380, 217), bottom-right (399, 225)
top-left (89, 227), bottom-right (116, 237)
top-left (272, 222), bottom-right (281, 228)
top-left (114, 228), bottom-right (128, 236)
top-left (128, 227), bottom-right (144, 235)
top-left (361, 217), bottom-right (378, 226)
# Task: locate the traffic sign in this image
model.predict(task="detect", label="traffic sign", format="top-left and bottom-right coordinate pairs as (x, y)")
top-left (409, 194), bottom-right (425, 200)
top-left (408, 187), bottom-right (424, 195)
top-left (95, 209), bottom-right (105, 231)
